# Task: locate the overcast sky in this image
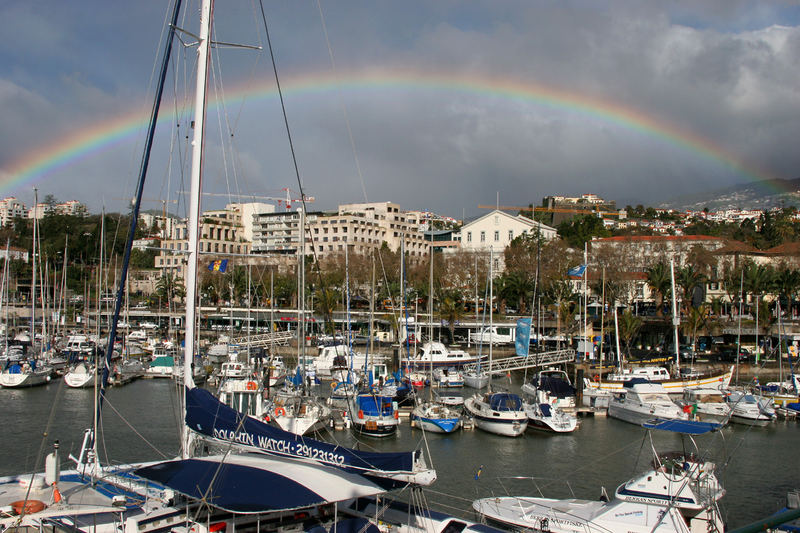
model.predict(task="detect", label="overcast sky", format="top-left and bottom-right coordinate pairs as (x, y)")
top-left (1, 1), bottom-right (799, 220)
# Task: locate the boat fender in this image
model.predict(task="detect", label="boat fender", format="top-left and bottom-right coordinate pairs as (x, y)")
top-left (358, 410), bottom-right (364, 419)
top-left (593, 374), bottom-right (600, 382)
top-left (263, 414), bottom-right (271, 422)
top-left (274, 407), bottom-right (286, 417)
top-left (52, 483), bottom-right (61, 504)
top-left (393, 411), bottom-right (399, 419)
top-left (245, 381), bottom-right (257, 391)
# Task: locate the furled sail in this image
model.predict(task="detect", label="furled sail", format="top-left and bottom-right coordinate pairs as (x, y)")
top-left (185, 387), bottom-right (436, 485)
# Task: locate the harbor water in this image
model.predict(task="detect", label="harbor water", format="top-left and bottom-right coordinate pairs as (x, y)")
top-left (1, 378), bottom-right (798, 530)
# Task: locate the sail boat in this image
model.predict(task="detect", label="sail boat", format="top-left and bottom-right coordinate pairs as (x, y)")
top-left (464, 248), bottom-right (528, 436)
top-left (268, 207), bottom-right (332, 436)
top-left (1, 3), bottom-right (437, 530)
top-left (411, 246), bottom-right (462, 433)
top-left (463, 255), bottom-right (490, 388)
top-left (0, 188), bottom-right (52, 388)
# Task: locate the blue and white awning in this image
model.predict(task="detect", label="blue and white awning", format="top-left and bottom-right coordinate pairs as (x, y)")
top-left (135, 453), bottom-right (384, 513)
top-left (642, 418), bottom-right (723, 435)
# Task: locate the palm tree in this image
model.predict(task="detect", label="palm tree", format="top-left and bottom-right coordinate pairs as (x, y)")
top-left (438, 290), bottom-right (464, 343)
top-left (682, 305), bottom-right (709, 361)
top-left (676, 266), bottom-right (706, 314)
top-left (617, 309), bottom-right (643, 357)
top-left (744, 263), bottom-right (774, 320)
top-left (646, 262), bottom-right (671, 317)
top-left (155, 273), bottom-right (186, 305)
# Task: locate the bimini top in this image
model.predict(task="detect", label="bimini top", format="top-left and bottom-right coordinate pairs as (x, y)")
top-left (135, 453), bottom-right (384, 513)
top-left (642, 418), bottom-right (723, 435)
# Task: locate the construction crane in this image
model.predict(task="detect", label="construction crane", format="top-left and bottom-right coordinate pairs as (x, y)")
top-left (179, 188), bottom-right (315, 211)
top-left (477, 204), bottom-right (622, 217)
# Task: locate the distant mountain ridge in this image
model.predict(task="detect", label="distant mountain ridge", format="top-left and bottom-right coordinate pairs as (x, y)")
top-left (659, 177), bottom-right (800, 211)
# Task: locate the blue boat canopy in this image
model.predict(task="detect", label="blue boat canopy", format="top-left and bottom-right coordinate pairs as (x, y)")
top-left (488, 393), bottom-right (522, 411)
top-left (642, 418), bottom-right (723, 435)
top-left (135, 453), bottom-right (384, 514)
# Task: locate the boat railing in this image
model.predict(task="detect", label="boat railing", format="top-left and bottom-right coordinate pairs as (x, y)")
top-left (494, 475), bottom-right (579, 500)
top-left (229, 331), bottom-right (294, 348)
top-left (462, 349), bottom-right (575, 374)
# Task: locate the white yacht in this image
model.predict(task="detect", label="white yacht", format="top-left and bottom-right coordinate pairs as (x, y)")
top-left (474, 450), bottom-right (725, 533)
top-left (608, 378), bottom-right (687, 425)
top-left (405, 342), bottom-right (481, 370)
top-left (464, 392), bottom-right (528, 437)
top-left (677, 387), bottom-right (731, 424)
top-left (725, 389), bottom-right (775, 426)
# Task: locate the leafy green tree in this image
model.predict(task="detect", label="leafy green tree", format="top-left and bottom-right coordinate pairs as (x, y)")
top-left (676, 265), bottom-right (705, 313)
top-left (646, 262), bottom-right (671, 317)
top-left (557, 215), bottom-right (610, 248)
top-left (617, 309), bottom-right (643, 357)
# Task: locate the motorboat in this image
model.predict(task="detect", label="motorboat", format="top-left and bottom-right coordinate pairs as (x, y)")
top-left (677, 387), bottom-right (731, 424)
top-left (524, 401), bottom-right (578, 433)
top-left (410, 400), bottom-right (462, 433)
top-left (725, 389), bottom-right (775, 426)
top-left (404, 341), bottom-right (481, 370)
top-left (432, 366), bottom-right (464, 388)
top-left (607, 378), bottom-right (688, 425)
top-left (464, 392), bottom-right (528, 437)
top-left (348, 393), bottom-right (400, 437)
top-left (473, 448), bottom-right (725, 533)
top-left (521, 369), bottom-right (576, 409)
top-left (313, 344), bottom-right (377, 379)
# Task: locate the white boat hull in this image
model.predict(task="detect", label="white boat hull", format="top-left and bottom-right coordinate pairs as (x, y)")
top-left (464, 395), bottom-right (528, 437)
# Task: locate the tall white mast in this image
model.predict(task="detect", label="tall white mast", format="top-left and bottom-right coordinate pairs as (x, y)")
top-left (182, 0), bottom-right (213, 457)
top-left (670, 259), bottom-right (680, 371)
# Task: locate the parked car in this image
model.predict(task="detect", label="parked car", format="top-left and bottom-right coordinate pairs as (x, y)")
top-left (714, 347), bottom-right (751, 363)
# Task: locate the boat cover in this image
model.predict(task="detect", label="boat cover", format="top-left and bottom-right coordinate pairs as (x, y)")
top-left (186, 387), bottom-right (417, 476)
top-left (488, 393), bottom-right (522, 411)
top-left (135, 453), bottom-right (383, 513)
top-left (539, 403), bottom-right (552, 417)
top-left (642, 418), bottom-right (723, 435)
top-left (538, 375), bottom-right (576, 397)
top-left (356, 394), bottom-right (394, 416)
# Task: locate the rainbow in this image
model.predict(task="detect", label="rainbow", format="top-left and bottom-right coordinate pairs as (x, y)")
top-left (0, 67), bottom-right (788, 198)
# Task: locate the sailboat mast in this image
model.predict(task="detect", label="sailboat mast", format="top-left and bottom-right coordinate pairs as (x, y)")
top-left (670, 259), bottom-right (680, 371)
top-left (488, 247), bottom-right (493, 392)
top-left (31, 188), bottom-right (38, 348)
top-left (183, 0), bottom-right (213, 396)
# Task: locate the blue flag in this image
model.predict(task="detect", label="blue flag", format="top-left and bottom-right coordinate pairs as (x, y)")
top-left (515, 318), bottom-right (532, 356)
top-left (208, 259), bottom-right (228, 273)
top-left (567, 264), bottom-right (586, 277)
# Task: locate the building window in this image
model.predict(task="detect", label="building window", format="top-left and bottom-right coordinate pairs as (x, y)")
top-left (494, 231), bottom-right (499, 242)
top-left (480, 231), bottom-right (485, 242)
top-left (508, 230), bottom-right (513, 241)
top-left (467, 232), bottom-right (472, 243)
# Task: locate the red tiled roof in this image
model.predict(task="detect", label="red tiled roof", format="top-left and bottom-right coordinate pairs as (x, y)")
top-left (592, 235), bottom-right (722, 243)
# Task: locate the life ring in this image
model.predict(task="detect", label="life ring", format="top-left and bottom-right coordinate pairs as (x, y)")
top-left (593, 374), bottom-right (600, 383)
top-left (331, 381), bottom-right (338, 390)
top-left (274, 407), bottom-right (286, 417)
top-left (245, 381), bottom-right (257, 391)
top-left (11, 500), bottom-right (46, 515)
